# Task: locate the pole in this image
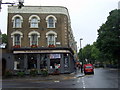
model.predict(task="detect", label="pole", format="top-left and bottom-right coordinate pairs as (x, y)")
top-left (0, 0), bottom-right (24, 11)
top-left (80, 38), bottom-right (83, 73)
top-left (0, 0), bottom-right (2, 11)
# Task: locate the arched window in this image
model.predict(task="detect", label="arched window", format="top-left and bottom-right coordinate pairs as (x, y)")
top-left (11, 31), bottom-right (23, 47)
top-left (46, 31), bottom-right (57, 47)
top-left (46, 15), bottom-right (57, 28)
top-left (28, 31), bottom-right (40, 47)
top-left (48, 17), bottom-right (54, 28)
top-left (30, 17), bottom-right (38, 28)
top-left (31, 34), bottom-right (37, 45)
top-left (14, 17), bottom-right (21, 28)
top-left (48, 34), bottom-right (55, 45)
top-left (14, 34), bottom-right (20, 45)
top-left (12, 15), bottom-right (23, 28)
top-left (29, 15), bottom-right (40, 28)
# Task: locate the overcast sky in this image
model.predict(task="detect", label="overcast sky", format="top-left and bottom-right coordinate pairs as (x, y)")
top-left (0, 0), bottom-right (119, 49)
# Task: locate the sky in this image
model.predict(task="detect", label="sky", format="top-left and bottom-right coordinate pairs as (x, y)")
top-left (0, 0), bottom-right (119, 50)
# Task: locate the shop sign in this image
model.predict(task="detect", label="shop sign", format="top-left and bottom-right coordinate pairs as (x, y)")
top-left (50, 54), bottom-right (61, 59)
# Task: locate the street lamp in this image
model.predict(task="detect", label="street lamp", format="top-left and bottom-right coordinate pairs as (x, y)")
top-left (80, 38), bottom-right (83, 49)
top-left (0, 0), bottom-right (24, 11)
top-left (80, 38), bottom-right (83, 73)
top-left (18, 0), bottom-right (24, 9)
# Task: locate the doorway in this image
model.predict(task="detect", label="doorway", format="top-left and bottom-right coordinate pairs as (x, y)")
top-left (2, 58), bottom-right (6, 76)
top-left (28, 54), bottom-right (37, 69)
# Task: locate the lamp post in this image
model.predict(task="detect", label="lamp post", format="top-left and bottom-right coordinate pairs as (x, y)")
top-left (80, 38), bottom-right (83, 73)
top-left (0, 0), bottom-right (24, 11)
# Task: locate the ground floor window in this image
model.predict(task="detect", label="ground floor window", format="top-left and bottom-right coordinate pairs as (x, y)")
top-left (49, 54), bottom-right (61, 69)
top-left (13, 53), bottom-right (74, 73)
top-left (40, 54), bottom-right (48, 69)
top-left (28, 54), bottom-right (37, 69)
top-left (14, 54), bottom-right (24, 70)
top-left (64, 54), bottom-right (69, 68)
top-left (50, 59), bottom-right (60, 69)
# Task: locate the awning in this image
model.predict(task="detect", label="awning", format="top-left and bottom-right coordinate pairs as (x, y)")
top-left (13, 49), bottom-right (71, 54)
top-left (12, 47), bottom-right (74, 54)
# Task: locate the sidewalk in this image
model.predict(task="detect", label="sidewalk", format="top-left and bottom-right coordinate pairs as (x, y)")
top-left (2, 71), bottom-right (85, 82)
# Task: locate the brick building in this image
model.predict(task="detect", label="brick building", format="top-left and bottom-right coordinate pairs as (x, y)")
top-left (3, 6), bottom-right (77, 74)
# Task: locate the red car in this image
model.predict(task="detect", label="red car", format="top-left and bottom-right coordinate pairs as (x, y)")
top-left (84, 64), bottom-right (94, 74)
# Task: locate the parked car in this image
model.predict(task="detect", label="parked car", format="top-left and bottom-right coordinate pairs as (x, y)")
top-left (84, 64), bottom-right (94, 74)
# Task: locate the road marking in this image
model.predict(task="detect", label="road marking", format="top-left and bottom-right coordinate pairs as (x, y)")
top-left (74, 77), bottom-right (76, 79)
top-left (54, 80), bottom-right (60, 82)
top-left (82, 77), bottom-right (86, 89)
top-left (77, 78), bottom-right (81, 83)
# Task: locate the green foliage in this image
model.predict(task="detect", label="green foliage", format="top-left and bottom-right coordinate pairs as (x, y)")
top-left (2, 34), bottom-right (7, 44)
top-left (40, 69), bottom-right (48, 77)
top-left (17, 71), bottom-right (25, 77)
top-left (96, 9), bottom-right (120, 63)
top-left (30, 69), bottom-right (38, 76)
top-left (5, 70), bottom-right (13, 78)
top-left (78, 9), bottom-right (120, 66)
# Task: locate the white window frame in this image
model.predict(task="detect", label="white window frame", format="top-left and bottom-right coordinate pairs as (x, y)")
top-left (29, 15), bottom-right (40, 28)
top-left (48, 34), bottom-right (55, 45)
top-left (28, 31), bottom-right (40, 46)
top-left (12, 15), bottom-right (23, 28)
top-left (46, 15), bottom-right (57, 28)
top-left (46, 31), bottom-right (57, 46)
top-left (31, 34), bottom-right (38, 45)
top-left (14, 34), bottom-right (20, 45)
top-left (11, 31), bottom-right (23, 46)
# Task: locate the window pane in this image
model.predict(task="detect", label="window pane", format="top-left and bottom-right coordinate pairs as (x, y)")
top-left (48, 17), bottom-right (54, 28)
top-left (14, 34), bottom-right (20, 45)
top-left (48, 34), bottom-right (55, 45)
top-left (15, 17), bottom-right (21, 28)
top-left (31, 17), bottom-right (38, 28)
top-left (31, 34), bottom-right (37, 45)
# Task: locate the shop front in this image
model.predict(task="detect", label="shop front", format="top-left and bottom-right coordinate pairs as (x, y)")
top-left (12, 47), bottom-right (75, 74)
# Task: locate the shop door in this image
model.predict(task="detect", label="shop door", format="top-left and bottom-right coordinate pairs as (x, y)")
top-left (2, 59), bottom-right (6, 76)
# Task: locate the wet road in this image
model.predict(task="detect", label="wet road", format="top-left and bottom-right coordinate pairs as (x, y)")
top-left (2, 68), bottom-right (119, 89)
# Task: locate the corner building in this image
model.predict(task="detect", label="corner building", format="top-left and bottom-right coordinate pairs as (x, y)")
top-left (7, 6), bottom-right (77, 74)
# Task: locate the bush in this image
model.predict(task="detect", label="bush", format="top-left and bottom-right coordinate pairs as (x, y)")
top-left (30, 69), bottom-right (38, 76)
top-left (40, 69), bottom-right (48, 77)
top-left (17, 71), bottom-right (25, 77)
top-left (5, 70), bottom-right (13, 78)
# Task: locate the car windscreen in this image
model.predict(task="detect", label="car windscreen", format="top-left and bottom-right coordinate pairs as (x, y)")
top-left (85, 66), bottom-right (93, 68)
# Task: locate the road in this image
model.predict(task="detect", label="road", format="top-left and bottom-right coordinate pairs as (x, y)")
top-left (1, 68), bottom-right (119, 89)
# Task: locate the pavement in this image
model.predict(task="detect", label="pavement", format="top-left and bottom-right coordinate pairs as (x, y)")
top-left (2, 70), bottom-right (85, 82)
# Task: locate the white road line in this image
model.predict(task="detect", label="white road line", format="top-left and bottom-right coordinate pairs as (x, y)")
top-left (82, 77), bottom-right (86, 89)
top-left (54, 80), bottom-right (60, 82)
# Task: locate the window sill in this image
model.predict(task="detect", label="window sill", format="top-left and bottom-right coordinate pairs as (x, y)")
top-left (13, 27), bottom-right (22, 29)
top-left (47, 27), bottom-right (56, 29)
top-left (30, 27), bottom-right (39, 29)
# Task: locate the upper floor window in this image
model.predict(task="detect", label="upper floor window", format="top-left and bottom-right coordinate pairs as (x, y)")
top-left (11, 31), bottom-right (23, 47)
top-left (48, 17), bottom-right (54, 28)
top-left (46, 15), bottom-right (57, 28)
top-left (48, 34), bottom-right (55, 45)
top-left (28, 31), bottom-right (40, 47)
top-left (29, 15), bottom-right (40, 28)
top-left (46, 31), bottom-right (57, 47)
top-left (12, 15), bottom-right (23, 28)
top-left (14, 17), bottom-right (21, 28)
top-left (31, 34), bottom-right (37, 45)
top-left (14, 34), bottom-right (20, 45)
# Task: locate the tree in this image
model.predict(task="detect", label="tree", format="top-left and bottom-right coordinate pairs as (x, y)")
top-left (2, 34), bottom-right (7, 44)
top-left (78, 44), bottom-right (96, 64)
top-left (96, 9), bottom-right (120, 65)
